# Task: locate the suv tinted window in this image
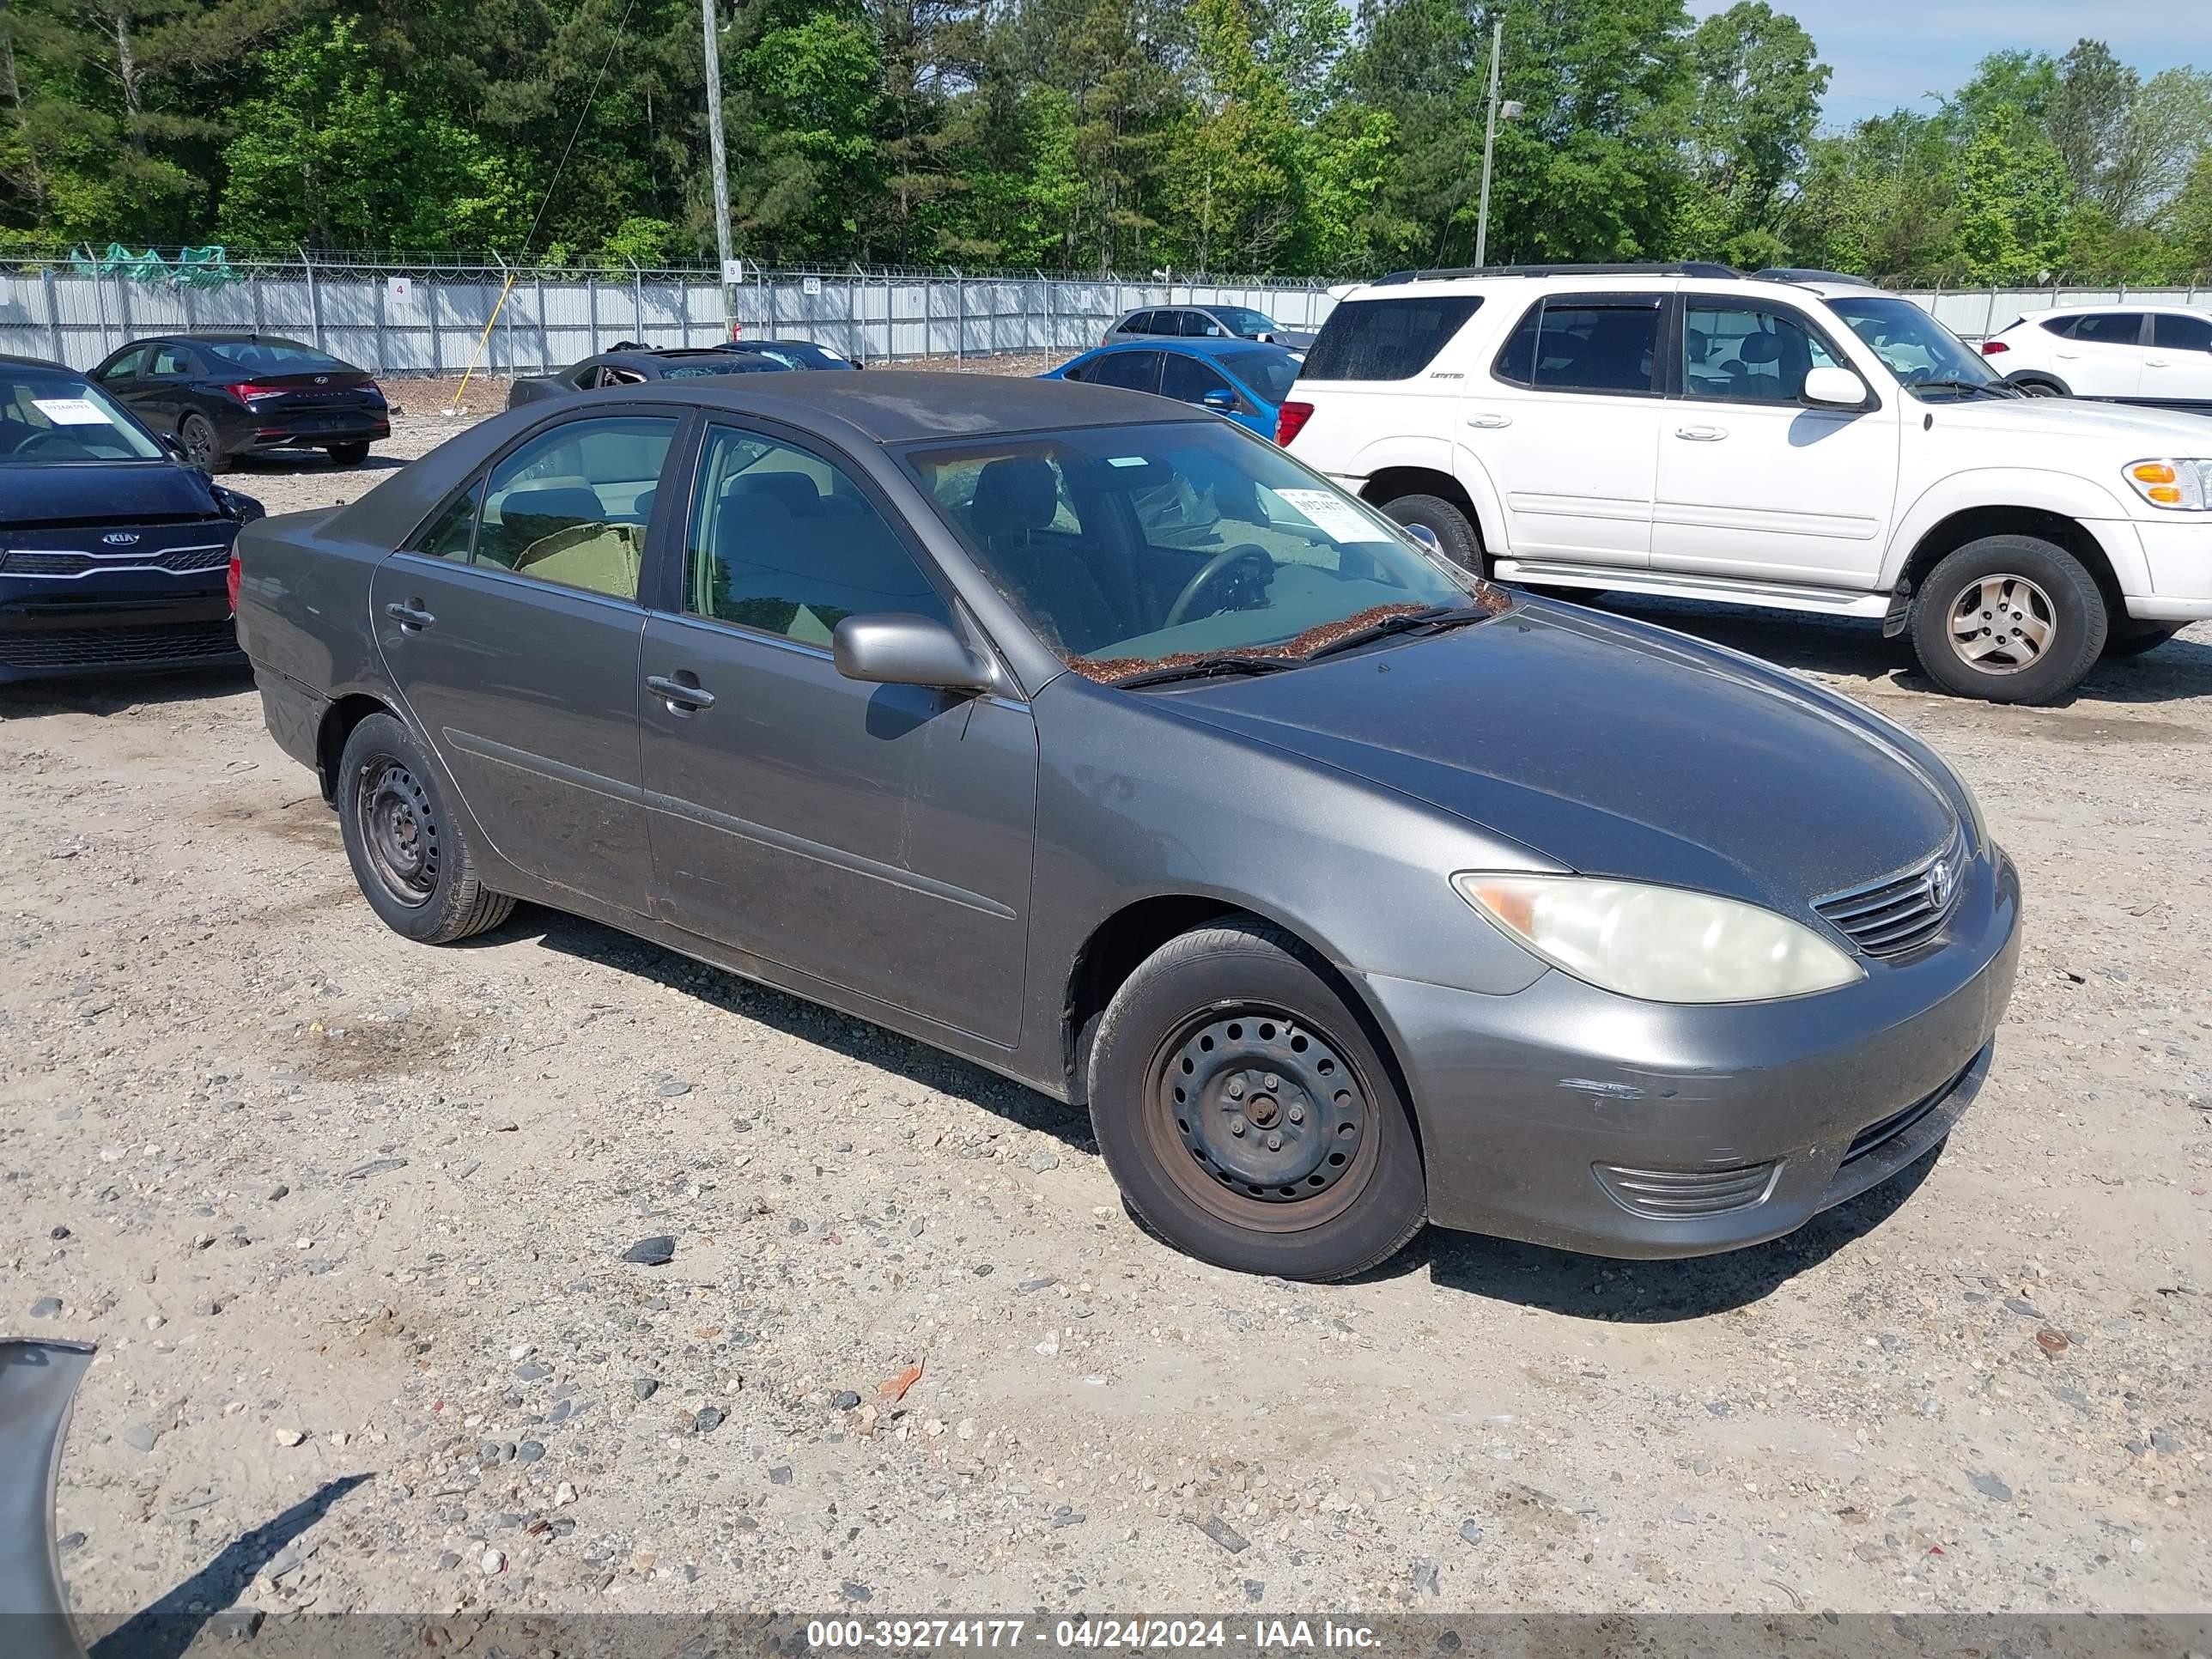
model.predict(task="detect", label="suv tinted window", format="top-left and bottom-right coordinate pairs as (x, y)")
top-left (1301, 296), bottom-right (1483, 381)
top-left (2038, 313), bottom-right (2081, 338)
top-left (474, 415), bottom-right (676, 599)
top-left (2071, 312), bottom-right (2143, 346)
top-left (1495, 298), bottom-right (1662, 395)
top-left (686, 426), bottom-right (949, 646)
top-left (2154, 313), bottom-right (2212, 351)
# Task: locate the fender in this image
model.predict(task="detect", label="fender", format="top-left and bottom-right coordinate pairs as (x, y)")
top-left (1880, 467), bottom-right (2149, 594)
top-left (1449, 438), bottom-right (1510, 555)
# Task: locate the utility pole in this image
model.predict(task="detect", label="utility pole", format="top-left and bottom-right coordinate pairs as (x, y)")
top-left (701, 0), bottom-right (738, 336)
top-left (1474, 21), bottom-right (1504, 268)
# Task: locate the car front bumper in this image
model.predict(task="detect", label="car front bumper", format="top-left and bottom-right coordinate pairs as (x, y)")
top-left (1359, 848), bottom-right (2021, 1258)
top-left (2125, 517), bottom-right (2212, 622)
top-left (0, 587), bottom-right (242, 683)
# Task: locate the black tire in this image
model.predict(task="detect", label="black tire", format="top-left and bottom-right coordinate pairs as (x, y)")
top-left (179, 412), bottom-right (227, 473)
top-left (1376, 492), bottom-right (1483, 573)
top-left (1907, 534), bottom-right (2107, 704)
top-left (2104, 622), bottom-right (2184, 659)
top-left (336, 712), bottom-right (514, 944)
top-left (2007, 375), bottom-right (2069, 398)
top-left (1086, 915), bottom-right (1426, 1281)
top-left (325, 441), bottom-right (371, 466)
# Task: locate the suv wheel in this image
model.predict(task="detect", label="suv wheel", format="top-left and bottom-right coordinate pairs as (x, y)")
top-left (1377, 493), bottom-right (1483, 573)
top-left (1908, 534), bottom-right (2106, 704)
top-left (1087, 916), bottom-right (1427, 1282)
top-left (337, 712), bottom-right (515, 943)
top-left (2007, 375), bottom-right (2068, 398)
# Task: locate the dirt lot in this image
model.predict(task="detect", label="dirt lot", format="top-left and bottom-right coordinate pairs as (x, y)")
top-left (3, 391), bottom-right (2209, 1625)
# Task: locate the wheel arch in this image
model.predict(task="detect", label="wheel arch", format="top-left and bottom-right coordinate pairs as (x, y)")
top-left (1882, 473), bottom-right (2147, 620)
top-left (315, 690), bottom-right (403, 802)
top-left (1356, 462), bottom-right (1502, 554)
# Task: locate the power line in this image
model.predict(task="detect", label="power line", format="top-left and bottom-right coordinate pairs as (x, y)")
top-left (515, 0), bottom-right (645, 261)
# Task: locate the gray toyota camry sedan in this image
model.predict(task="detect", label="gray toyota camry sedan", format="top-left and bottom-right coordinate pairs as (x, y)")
top-left (235, 374), bottom-right (2019, 1281)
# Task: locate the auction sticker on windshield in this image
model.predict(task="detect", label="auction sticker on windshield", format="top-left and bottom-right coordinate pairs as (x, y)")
top-left (1274, 488), bottom-right (1380, 543)
top-left (32, 398), bottom-right (111, 425)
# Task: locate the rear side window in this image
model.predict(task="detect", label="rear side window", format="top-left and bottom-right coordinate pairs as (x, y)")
top-left (2069, 313), bottom-right (2143, 346)
top-left (1086, 351), bottom-right (1162, 393)
top-left (1121, 312), bottom-right (1162, 336)
top-left (2038, 314), bottom-right (2081, 338)
top-left (1493, 297), bottom-right (1662, 396)
top-left (1299, 296), bottom-right (1483, 381)
top-left (469, 415), bottom-right (678, 600)
top-left (2154, 313), bottom-right (2212, 351)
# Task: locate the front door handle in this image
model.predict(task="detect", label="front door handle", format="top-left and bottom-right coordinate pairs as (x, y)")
top-left (1465, 412), bottom-right (1513, 429)
top-left (646, 672), bottom-right (716, 713)
top-left (1674, 424), bottom-right (1729, 441)
top-left (384, 600), bottom-right (435, 630)
top-left (2145, 358), bottom-right (2170, 368)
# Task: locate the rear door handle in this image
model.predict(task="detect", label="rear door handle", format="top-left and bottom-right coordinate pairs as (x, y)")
top-left (1465, 412), bottom-right (1513, 428)
top-left (384, 600), bottom-right (435, 629)
top-left (2145, 358), bottom-right (2170, 368)
top-left (1674, 425), bottom-right (1728, 441)
top-left (646, 672), bottom-right (715, 713)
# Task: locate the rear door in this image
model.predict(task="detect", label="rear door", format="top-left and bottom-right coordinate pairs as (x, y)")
top-left (1653, 293), bottom-right (1901, 587)
top-left (1468, 290), bottom-right (1665, 568)
top-left (2142, 312), bottom-right (2212, 410)
top-left (142, 343), bottom-right (202, 435)
top-left (1085, 349), bottom-right (1164, 396)
top-left (368, 409), bottom-right (682, 912)
top-left (2047, 311), bottom-right (2147, 399)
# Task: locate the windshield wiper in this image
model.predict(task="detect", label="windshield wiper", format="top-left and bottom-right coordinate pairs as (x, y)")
top-left (1912, 378), bottom-right (2018, 400)
top-left (1303, 603), bottom-right (1498, 662)
top-left (1102, 654), bottom-right (1303, 690)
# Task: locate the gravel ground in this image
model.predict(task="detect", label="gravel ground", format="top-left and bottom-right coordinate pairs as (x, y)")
top-left (3, 406), bottom-right (2208, 1625)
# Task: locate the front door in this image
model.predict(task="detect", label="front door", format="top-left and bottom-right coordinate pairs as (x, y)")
top-left (1465, 290), bottom-right (1665, 568)
top-left (639, 422), bottom-right (1038, 1048)
top-left (1652, 295), bottom-right (1903, 587)
top-left (369, 410), bottom-right (682, 913)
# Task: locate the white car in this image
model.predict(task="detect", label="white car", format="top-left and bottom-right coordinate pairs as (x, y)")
top-left (1277, 264), bottom-right (2212, 702)
top-left (1979, 303), bottom-right (2212, 412)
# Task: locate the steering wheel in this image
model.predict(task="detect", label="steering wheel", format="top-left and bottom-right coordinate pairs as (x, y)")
top-left (1164, 543), bottom-right (1276, 629)
top-left (9, 428), bottom-right (81, 459)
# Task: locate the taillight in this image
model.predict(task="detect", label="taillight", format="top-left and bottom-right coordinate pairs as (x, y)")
top-left (224, 381), bottom-right (282, 401)
top-left (1275, 400), bottom-right (1314, 446)
top-left (360, 379), bottom-right (383, 398)
top-left (226, 548), bottom-right (241, 614)
top-left (1980, 340), bottom-right (2008, 355)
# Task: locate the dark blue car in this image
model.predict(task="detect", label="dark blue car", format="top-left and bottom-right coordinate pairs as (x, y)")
top-left (0, 355), bottom-right (264, 683)
top-left (1040, 338), bottom-right (1303, 439)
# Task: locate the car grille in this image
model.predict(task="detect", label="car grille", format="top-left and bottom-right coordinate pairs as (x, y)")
top-left (1595, 1159), bottom-right (1779, 1218)
top-left (1842, 1059), bottom-right (1975, 1168)
top-left (0, 619), bottom-right (238, 670)
top-left (1814, 829), bottom-right (1967, 957)
top-left (1, 540), bottom-right (231, 578)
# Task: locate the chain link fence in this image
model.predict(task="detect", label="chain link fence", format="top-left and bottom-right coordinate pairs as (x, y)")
top-left (0, 252), bottom-right (1340, 376)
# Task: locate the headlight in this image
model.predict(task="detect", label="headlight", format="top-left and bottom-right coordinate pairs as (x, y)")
top-left (2123, 459), bottom-right (2212, 510)
top-left (1451, 873), bottom-right (1863, 1003)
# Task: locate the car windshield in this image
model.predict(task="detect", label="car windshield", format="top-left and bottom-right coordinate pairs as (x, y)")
top-left (1218, 348), bottom-right (1300, 403)
top-left (0, 369), bottom-right (164, 464)
top-left (1826, 296), bottom-right (2002, 396)
top-left (209, 340), bottom-right (349, 374)
top-left (1211, 307), bottom-right (1281, 338)
top-left (738, 343), bottom-right (848, 369)
top-left (904, 421), bottom-right (1496, 682)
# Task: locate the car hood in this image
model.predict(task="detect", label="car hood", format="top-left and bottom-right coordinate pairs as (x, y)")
top-left (0, 461), bottom-right (221, 526)
top-left (1158, 605), bottom-right (1958, 911)
top-left (1939, 392), bottom-right (2212, 447)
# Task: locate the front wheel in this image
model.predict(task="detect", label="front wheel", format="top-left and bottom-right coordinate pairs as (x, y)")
top-left (1087, 916), bottom-right (1427, 1281)
top-left (1907, 534), bottom-right (2106, 703)
top-left (336, 712), bottom-right (514, 944)
top-left (1376, 492), bottom-right (1483, 573)
top-left (325, 441), bottom-right (371, 466)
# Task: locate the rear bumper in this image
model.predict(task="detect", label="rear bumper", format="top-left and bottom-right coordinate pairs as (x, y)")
top-left (0, 588), bottom-right (241, 682)
top-left (222, 411), bottom-right (389, 451)
top-left (1360, 848), bottom-right (2021, 1258)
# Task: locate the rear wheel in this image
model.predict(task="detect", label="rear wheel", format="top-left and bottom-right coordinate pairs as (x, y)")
top-left (325, 441), bottom-right (371, 466)
top-left (1087, 916), bottom-right (1427, 1281)
top-left (1907, 534), bottom-right (2106, 704)
top-left (337, 712), bottom-right (514, 944)
top-left (1376, 492), bottom-right (1482, 573)
top-left (2104, 622), bottom-right (2184, 659)
top-left (179, 413), bottom-right (226, 472)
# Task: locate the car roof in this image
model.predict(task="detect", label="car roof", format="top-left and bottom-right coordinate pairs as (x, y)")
top-left (1087, 337), bottom-right (1296, 361)
top-left (0, 352), bottom-right (79, 372)
top-left (2019, 301), bottom-right (2210, 314)
top-left (1334, 268), bottom-right (1887, 305)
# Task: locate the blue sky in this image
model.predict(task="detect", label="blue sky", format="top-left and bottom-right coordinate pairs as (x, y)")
top-left (1681, 1), bottom-right (2202, 128)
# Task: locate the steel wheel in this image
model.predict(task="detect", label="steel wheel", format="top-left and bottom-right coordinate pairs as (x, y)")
top-left (1145, 1004), bottom-right (1381, 1232)
top-left (1946, 573), bottom-right (2054, 676)
top-left (352, 754), bottom-right (441, 908)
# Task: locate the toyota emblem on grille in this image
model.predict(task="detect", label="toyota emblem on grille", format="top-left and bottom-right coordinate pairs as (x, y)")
top-left (1926, 860), bottom-right (1954, 911)
top-left (101, 532), bottom-right (140, 545)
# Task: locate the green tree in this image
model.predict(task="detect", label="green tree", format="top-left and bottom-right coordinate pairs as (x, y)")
top-left (1676, 2), bottom-right (1827, 266)
top-left (1954, 104), bottom-right (2069, 283)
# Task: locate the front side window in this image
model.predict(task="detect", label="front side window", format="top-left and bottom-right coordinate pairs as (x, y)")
top-left (2153, 313), bottom-right (2212, 352)
top-left (100, 346), bottom-right (148, 380)
top-left (1218, 349), bottom-right (1300, 404)
top-left (684, 426), bottom-right (949, 647)
top-left (906, 421), bottom-right (1488, 675)
top-left (470, 416), bottom-right (676, 600)
top-left (1827, 295), bottom-right (2006, 397)
top-left (1208, 306), bottom-right (1281, 339)
top-left (1304, 295), bottom-right (1483, 381)
top-left (0, 371), bottom-right (163, 464)
top-left (1179, 311), bottom-right (1227, 338)
top-left (1494, 299), bottom-right (1662, 395)
top-left (1160, 354), bottom-right (1234, 406)
top-left (1683, 302), bottom-right (1840, 403)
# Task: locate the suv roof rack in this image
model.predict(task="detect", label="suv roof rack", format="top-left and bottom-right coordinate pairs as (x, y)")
top-left (1369, 261), bottom-right (1741, 285)
top-left (1751, 267), bottom-right (1875, 288)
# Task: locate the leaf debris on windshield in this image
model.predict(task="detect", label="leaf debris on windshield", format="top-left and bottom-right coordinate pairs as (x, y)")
top-left (1068, 587), bottom-right (1510, 684)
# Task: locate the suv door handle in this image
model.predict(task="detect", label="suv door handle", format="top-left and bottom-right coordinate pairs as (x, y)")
top-left (1464, 412), bottom-right (1513, 428)
top-left (646, 672), bottom-right (716, 713)
top-left (1674, 424), bottom-right (1729, 441)
top-left (384, 600), bottom-right (435, 629)
top-left (2145, 357), bottom-right (2170, 368)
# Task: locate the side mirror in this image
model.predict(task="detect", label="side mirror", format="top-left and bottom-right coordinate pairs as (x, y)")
top-left (1802, 365), bottom-right (1871, 410)
top-left (1401, 522), bottom-right (1442, 554)
top-left (832, 612), bottom-right (998, 694)
top-left (1200, 387), bottom-right (1237, 412)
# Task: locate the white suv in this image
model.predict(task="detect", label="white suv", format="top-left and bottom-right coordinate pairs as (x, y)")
top-left (1979, 303), bottom-right (2212, 411)
top-left (1279, 264), bottom-right (2212, 703)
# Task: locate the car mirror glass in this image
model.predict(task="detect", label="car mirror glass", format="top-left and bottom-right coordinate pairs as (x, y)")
top-left (832, 612), bottom-right (997, 694)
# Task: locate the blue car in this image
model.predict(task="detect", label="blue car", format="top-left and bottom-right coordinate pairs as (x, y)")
top-left (1040, 337), bottom-right (1303, 439)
